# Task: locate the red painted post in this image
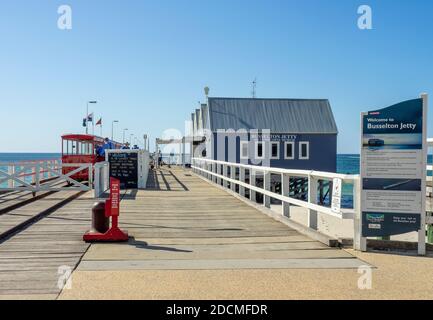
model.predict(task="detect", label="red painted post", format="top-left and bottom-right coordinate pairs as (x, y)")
top-left (83, 177), bottom-right (128, 242)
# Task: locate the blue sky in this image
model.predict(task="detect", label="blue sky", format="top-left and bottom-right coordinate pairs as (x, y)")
top-left (1, 0), bottom-right (432, 153)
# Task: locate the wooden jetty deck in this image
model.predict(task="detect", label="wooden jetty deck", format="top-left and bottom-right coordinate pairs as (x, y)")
top-left (77, 168), bottom-right (364, 272)
top-left (0, 167), bottom-right (368, 300)
top-left (0, 191), bottom-right (94, 299)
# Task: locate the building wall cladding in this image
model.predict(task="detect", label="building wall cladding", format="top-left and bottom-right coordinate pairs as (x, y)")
top-left (210, 132), bottom-right (337, 173)
top-left (192, 97), bottom-right (338, 172)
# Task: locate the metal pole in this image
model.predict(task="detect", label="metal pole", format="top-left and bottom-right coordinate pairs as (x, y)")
top-left (86, 102), bottom-right (89, 134)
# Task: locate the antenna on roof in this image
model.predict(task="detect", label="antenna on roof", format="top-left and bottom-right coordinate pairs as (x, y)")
top-left (251, 78), bottom-right (257, 98)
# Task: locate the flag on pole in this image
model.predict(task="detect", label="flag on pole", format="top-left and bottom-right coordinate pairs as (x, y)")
top-left (82, 118), bottom-right (87, 127)
top-left (96, 118), bottom-right (102, 126)
top-left (87, 113), bottom-right (94, 122)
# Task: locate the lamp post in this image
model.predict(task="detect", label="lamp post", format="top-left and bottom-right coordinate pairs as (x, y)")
top-left (143, 134), bottom-right (148, 151)
top-left (86, 101), bottom-right (97, 134)
top-left (130, 134), bottom-right (134, 145)
top-left (122, 128), bottom-right (128, 144)
top-left (111, 120), bottom-right (119, 141)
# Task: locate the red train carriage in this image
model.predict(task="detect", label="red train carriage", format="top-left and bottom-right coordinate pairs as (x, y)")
top-left (62, 134), bottom-right (122, 181)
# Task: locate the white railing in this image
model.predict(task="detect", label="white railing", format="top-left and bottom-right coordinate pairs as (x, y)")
top-left (191, 157), bottom-right (361, 246)
top-left (0, 161), bottom-right (92, 193)
top-left (94, 161), bottom-right (109, 198)
top-left (427, 139), bottom-right (433, 194)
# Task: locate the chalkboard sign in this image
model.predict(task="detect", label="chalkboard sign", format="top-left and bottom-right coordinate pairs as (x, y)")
top-left (108, 152), bottom-right (138, 189)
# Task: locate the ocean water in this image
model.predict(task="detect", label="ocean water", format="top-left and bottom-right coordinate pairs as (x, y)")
top-left (0, 153), bottom-right (61, 186)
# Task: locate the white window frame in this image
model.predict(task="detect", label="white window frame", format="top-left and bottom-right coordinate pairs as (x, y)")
top-left (240, 141), bottom-right (249, 159)
top-left (255, 141), bottom-right (265, 160)
top-left (284, 142), bottom-right (295, 160)
top-left (270, 142), bottom-right (280, 159)
top-left (299, 141), bottom-right (309, 160)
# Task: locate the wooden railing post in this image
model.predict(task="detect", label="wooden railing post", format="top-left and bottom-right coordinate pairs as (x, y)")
top-left (222, 165), bottom-right (228, 188)
top-left (250, 169), bottom-right (256, 202)
top-left (263, 171), bottom-right (271, 208)
top-left (353, 177), bottom-right (367, 251)
top-left (239, 167), bottom-right (246, 197)
top-left (217, 164), bottom-right (221, 185)
top-left (308, 174), bottom-right (318, 230)
top-left (230, 165), bottom-right (236, 191)
top-left (281, 173), bottom-right (290, 217)
top-left (212, 163), bottom-right (216, 183)
top-left (8, 165), bottom-right (14, 188)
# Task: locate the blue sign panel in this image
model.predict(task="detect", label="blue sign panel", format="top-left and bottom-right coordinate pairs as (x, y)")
top-left (361, 98), bottom-right (425, 237)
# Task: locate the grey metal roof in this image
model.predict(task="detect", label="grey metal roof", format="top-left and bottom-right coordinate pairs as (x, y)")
top-left (201, 104), bottom-right (209, 130)
top-left (207, 97), bottom-right (338, 134)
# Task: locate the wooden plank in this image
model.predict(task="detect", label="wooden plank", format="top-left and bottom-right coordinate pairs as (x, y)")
top-left (0, 191), bottom-right (93, 299)
top-left (81, 168), bottom-right (365, 273)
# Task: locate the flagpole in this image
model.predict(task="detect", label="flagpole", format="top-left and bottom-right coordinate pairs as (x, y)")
top-left (86, 102), bottom-right (89, 134)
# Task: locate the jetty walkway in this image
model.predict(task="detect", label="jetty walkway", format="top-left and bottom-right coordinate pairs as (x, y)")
top-left (1, 168), bottom-right (433, 299)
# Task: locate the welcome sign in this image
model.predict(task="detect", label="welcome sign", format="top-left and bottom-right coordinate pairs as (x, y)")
top-left (360, 96), bottom-right (427, 245)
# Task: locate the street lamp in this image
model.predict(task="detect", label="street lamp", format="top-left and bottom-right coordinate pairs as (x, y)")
top-left (130, 134), bottom-right (134, 145)
top-left (86, 101), bottom-right (97, 135)
top-left (111, 120), bottom-right (119, 141)
top-left (122, 128), bottom-right (128, 144)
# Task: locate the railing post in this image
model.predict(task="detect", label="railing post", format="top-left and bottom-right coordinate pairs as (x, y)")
top-left (239, 167), bottom-right (246, 197)
top-left (34, 163), bottom-right (40, 194)
top-left (308, 174), bottom-right (318, 230)
top-left (353, 177), bottom-right (367, 251)
top-left (222, 165), bottom-right (228, 188)
top-left (281, 173), bottom-right (290, 217)
top-left (212, 163), bottom-right (216, 183)
top-left (32, 164), bottom-right (37, 185)
top-left (94, 164), bottom-right (100, 198)
top-left (8, 165), bottom-right (14, 188)
top-left (48, 161), bottom-right (52, 179)
top-left (230, 165), bottom-right (236, 191)
top-left (217, 164), bottom-right (221, 185)
top-left (250, 169), bottom-right (256, 202)
top-left (263, 171), bottom-right (271, 208)
top-left (89, 164), bottom-right (94, 188)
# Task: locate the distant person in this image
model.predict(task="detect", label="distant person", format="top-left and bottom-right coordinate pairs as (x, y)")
top-left (133, 144), bottom-right (139, 150)
top-left (99, 138), bottom-right (113, 157)
top-left (121, 142), bottom-right (130, 149)
top-left (96, 145), bottom-right (104, 157)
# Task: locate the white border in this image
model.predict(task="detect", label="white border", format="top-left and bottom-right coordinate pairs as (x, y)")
top-left (255, 141), bottom-right (265, 160)
top-left (240, 141), bottom-right (249, 160)
top-left (299, 141), bottom-right (309, 160)
top-left (284, 142), bottom-right (295, 160)
top-left (270, 141), bottom-right (280, 159)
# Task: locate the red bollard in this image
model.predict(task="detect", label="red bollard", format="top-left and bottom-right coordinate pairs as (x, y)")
top-left (83, 178), bottom-right (129, 242)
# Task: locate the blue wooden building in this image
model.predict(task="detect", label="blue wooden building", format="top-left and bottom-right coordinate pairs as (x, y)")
top-left (191, 97), bottom-right (338, 172)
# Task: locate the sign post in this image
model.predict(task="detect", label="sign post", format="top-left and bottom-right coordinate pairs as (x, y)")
top-left (358, 94), bottom-right (427, 255)
top-left (83, 177), bottom-right (128, 242)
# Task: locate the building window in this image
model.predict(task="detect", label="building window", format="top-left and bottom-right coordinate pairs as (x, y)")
top-left (255, 141), bottom-right (264, 159)
top-left (240, 141), bottom-right (248, 159)
top-left (284, 142), bottom-right (294, 159)
top-left (299, 142), bottom-right (309, 160)
top-left (270, 142), bottom-right (279, 159)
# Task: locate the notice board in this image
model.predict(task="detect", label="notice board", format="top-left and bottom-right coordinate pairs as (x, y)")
top-left (108, 152), bottom-right (139, 189)
top-left (360, 97), bottom-right (426, 237)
